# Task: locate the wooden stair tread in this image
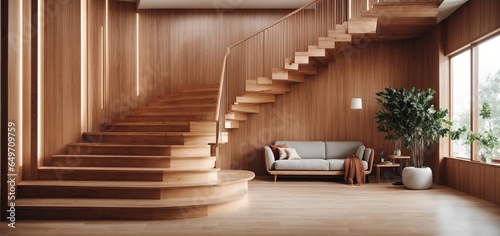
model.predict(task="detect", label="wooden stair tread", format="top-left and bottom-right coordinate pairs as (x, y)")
top-left (127, 111), bottom-right (216, 116)
top-left (52, 154), bottom-right (215, 159)
top-left (69, 143), bottom-right (209, 148)
top-left (105, 121), bottom-right (190, 126)
top-left (246, 79), bottom-right (291, 94)
top-left (84, 131), bottom-right (215, 136)
top-left (16, 189), bottom-right (247, 209)
top-left (147, 99), bottom-right (218, 107)
top-left (371, 1), bottom-right (442, 7)
top-left (272, 68), bottom-right (305, 83)
top-left (155, 94), bottom-right (218, 101)
top-left (19, 170), bottom-right (254, 188)
top-left (143, 103), bottom-right (217, 109)
top-left (122, 116), bottom-right (216, 122)
top-left (178, 84), bottom-right (219, 92)
top-left (38, 166), bottom-right (220, 172)
top-left (162, 90), bottom-right (218, 97)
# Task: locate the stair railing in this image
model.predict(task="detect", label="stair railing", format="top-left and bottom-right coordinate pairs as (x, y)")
top-left (215, 0), bottom-right (349, 147)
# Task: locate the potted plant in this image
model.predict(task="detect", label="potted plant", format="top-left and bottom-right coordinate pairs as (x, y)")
top-left (375, 87), bottom-right (451, 190)
top-left (450, 102), bottom-right (499, 163)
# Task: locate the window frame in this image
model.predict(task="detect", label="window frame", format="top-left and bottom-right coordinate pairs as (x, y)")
top-left (449, 33), bottom-right (500, 161)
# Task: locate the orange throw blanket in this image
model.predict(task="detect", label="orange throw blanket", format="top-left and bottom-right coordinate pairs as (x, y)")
top-left (344, 155), bottom-right (366, 185)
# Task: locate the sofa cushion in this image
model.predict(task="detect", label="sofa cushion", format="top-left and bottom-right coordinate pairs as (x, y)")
top-left (274, 159), bottom-right (329, 171)
top-left (286, 148), bottom-right (302, 160)
top-left (363, 148), bottom-right (372, 162)
top-left (278, 147), bottom-right (288, 160)
top-left (275, 141), bottom-right (325, 159)
top-left (269, 144), bottom-right (287, 160)
top-left (327, 159), bottom-right (368, 171)
top-left (356, 145), bottom-right (365, 159)
top-left (325, 141), bottom-right (363, 159)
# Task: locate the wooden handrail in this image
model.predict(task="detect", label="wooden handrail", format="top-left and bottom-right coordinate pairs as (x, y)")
top-left (215, 48), bottom-right (230, 146)
top-left (215, 0), bottom-right (322, 147)
top-left (215, 48), bottom-right (230, 123)
top-left (227, 0), bottom-right (319, 49)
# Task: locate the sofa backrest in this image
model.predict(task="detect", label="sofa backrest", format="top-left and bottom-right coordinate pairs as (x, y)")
top-left (274, 141), bottom-right (326, 159)
top-left (325, 141), bottom-right (363, 159)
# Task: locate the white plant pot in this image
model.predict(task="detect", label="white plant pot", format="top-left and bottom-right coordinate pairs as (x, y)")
top-left (402, 166), bottom-right (433, 190)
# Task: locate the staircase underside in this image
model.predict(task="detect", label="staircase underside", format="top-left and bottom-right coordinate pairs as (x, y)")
top-left (225, 1), bottom-right (443, 129)
top-left (17, 84), bottom-right (254, 220)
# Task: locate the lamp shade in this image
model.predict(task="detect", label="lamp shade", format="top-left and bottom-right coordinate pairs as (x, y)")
top-left (351, 98), bottom-right (362, 110)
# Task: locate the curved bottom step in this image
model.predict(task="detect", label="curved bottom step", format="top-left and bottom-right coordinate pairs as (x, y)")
top-left (16, 170), bottom-right (255, 220)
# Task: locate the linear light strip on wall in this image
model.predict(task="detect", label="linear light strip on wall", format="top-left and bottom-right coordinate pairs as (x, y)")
top-left (100, 26), bottom-right (104, 109)
top-left (105, 0), bottom-right (109, 109)
top-left (19, 0), bottom-right (23, 166)
top-left (136, 13), bottom-right (139, 97)
top-left (37, 0), bottom-right (42, 162)
top-left (81, 0), bottom-right (88, 132)
top-left (348, 0), bottom-right (352, 19)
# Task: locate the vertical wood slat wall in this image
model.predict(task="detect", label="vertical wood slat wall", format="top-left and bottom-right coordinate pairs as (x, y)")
top-left (220, 39), bottom-right (415, 174)
top-left (444, 157), bottom-right (500, 206)
top-left (7, 0), bottom-right (35, 180)
top-left (41, 0), bottom-right (291, 161)
top-left (445, 0), bottom-right (500, 55)
top-left (439, 0), bottom-right (499, 200)
top-left (42, 0), bottom-right (81, 165)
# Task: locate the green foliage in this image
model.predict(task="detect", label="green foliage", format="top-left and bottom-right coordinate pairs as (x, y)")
top-left (375, 87), bottom-right (451, 168)
top-left (450, 102), bottom-right (499, 158)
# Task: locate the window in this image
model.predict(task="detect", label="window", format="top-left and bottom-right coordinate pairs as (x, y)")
top-left (450, 34), bottom-right (500, 160)
top-left (451, 50), bottom-right (471, 158)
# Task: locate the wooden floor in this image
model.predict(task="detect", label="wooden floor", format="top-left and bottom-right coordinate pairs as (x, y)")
top-left (2, 176), bottom-right (500, 235)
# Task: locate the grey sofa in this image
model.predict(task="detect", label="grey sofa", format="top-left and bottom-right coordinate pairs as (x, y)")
top-left (264, 141), bottom-right (374, 182)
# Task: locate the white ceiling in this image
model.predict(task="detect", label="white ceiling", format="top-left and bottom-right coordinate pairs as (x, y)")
top-left (136, 0), bottom-right (312, 9)
top-left (129, 0), bottom-right (468, 22)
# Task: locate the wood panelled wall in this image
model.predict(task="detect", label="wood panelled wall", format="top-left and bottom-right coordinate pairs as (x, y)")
top-left (7, 0), bottom-right (35, 180)
top-left (7, 0), bottom-right (23, 180)
top-left (445, 0), bottom-right (500, 55)
top-left (85, 0), bottom-right (291, 132)
top-left (86, 0), bottom-right (106, 132)
top-left (408, 24), bottom-right (448, 184)
top-left (42, 0), bottom-right (81, 165)
top-left (220, 40), bottom-right (415, 174)
top-left (438, 0), bottom-right (499, 201)
top-left (444, 157), bottom-right (500, 205)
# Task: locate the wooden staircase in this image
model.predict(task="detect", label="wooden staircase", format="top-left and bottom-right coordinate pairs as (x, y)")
top-left (17, 84), bottom-right (255, 220)
top-left (224, 1), bottom-right (441, 129)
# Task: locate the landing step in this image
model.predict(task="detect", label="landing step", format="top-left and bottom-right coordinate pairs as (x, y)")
top-left (66, 143), bottom-right (211, 156)
top-left (37, 166), bottom-right (220, 182)
top-left (52, 154), bottom-right (216, 168)
top-left (347, 17), bottom-right (378, 34)
top-left (18, 170), bottom-right (254, 200)
top-left (17, 189), bottom-right (248, 220)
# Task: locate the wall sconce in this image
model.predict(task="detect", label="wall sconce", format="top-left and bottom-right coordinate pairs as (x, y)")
top-left (350, 98), bottom-right (363, 110)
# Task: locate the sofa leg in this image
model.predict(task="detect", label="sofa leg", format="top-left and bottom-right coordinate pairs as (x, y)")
top-left (274, 175), bottom-right (277, 182)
